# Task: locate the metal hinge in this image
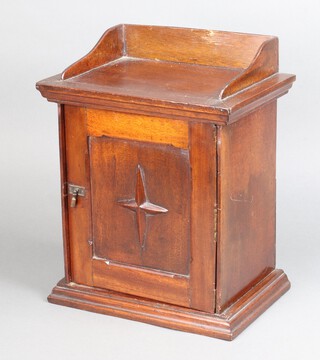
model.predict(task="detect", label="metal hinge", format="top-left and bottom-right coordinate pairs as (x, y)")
top-left (68, 184), bottom-right (85, 208)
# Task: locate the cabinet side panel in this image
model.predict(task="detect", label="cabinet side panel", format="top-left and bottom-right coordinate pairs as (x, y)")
top-left (216, 102), bottom-right (276, 313)
top-left (64, 105), bottom-right (93, 285)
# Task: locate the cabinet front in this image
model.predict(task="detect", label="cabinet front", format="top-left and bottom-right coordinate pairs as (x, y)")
top-left (64, 105), bottom-right (217, 313)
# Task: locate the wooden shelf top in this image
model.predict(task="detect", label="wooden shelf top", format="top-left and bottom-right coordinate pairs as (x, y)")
top-left (37, 24), bottom-right (295, 124)
top-left (56, 57), bottom-right (242, 106)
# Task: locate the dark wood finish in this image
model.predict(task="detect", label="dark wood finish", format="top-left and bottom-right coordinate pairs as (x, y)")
top-left (57, 105), bottom-right (71, 282)
top-left (216, 101), bottom-right (277, 313)
top-left (90, 137), bottom-right (190, 275)
top-left (124, 25), bottom-right (271, 68)
top-left (37, 25), bottom-right (295, 340)
top-left (36, 73), bottom-right (294, 125)
top-left (189, 123), bottom-right (217, 313)
top-left (92, 260), bottom-right (190, 307)
top-left (36, 25), bottom-right (295, 125)
top-left (62, 24), bottom-right (276, 81)
top-left (62, 25), bottom-right (124, 80)
top-left (64, 106), bottom-right (93, 285)
top-left (48, 269), bottom-right (290, 341)
top-left (88, 134), bottom-right (192, 306)
top-left (67, 58), bottom-right (241, 106)
top-left (220, 38), bottom-right (278, 98)
top-left (53, 103), bottom-right (222, 310)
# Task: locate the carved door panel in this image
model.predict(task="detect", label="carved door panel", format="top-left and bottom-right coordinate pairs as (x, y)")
top-left (90, 137), bottom-right (191, 306)
top-left (65, 106), bottom-right (217, 312)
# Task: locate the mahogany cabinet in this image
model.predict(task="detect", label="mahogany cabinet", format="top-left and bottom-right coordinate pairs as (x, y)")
top-left (36, 24), bottom-right (295, 340)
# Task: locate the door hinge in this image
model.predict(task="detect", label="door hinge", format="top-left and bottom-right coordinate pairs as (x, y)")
top-left (68, 184), bottom-right (86, 208)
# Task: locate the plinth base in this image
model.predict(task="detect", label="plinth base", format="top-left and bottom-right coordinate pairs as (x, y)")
top-left (48, 269), bottom-right (290, 341)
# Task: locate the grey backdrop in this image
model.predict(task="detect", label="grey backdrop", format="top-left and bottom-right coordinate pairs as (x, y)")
top-left (1, 0), bottom-right (319, 359)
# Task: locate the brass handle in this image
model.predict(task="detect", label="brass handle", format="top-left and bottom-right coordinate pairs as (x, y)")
top-left (68, 184), bottom-right (85, 208)
top-left (70, 189), bottom-right (79, 208)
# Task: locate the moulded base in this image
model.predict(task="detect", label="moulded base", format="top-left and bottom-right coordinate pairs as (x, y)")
top-left (47, 269), bottom-right (290, 341)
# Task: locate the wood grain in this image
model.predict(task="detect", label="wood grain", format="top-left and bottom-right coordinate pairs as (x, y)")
top-left (36, 25), bottom-right (295, 124)
top-left (124, 24), bottom-right (272, 69)
top-left (189, 122), bottom-right (217, 313)
top-left (220, 37), bottom-right (278, 98)
top-left (87, 108), bottom-right (189, 148)
top-left (61, 24), bottom-right (276, 80)
top-left (37, 71), bottom-right (295, 126)
top-left (89, 137), bottom-right (191, 276)
top-left (68, 58), bottom-right (240, 106)
top-left (48, 269), bottom-right (290, 341)
top-left (37, 25), bottom-right (295, 340)
top-left (64, 105), bottom-right (93, 285)
top-left (216, 101), bottom-right (277, 313)
top-left (57, 105), bottom-right (71, 282)
top-left (62, 25), bottom-right (124, 80)
top-left (92, 259), bottom-right (190, 307)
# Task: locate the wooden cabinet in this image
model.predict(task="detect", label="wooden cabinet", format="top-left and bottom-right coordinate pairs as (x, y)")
top-left (36, 24), bottom-right (295, 340)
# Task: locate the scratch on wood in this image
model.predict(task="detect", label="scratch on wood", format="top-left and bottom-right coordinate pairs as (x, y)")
top-left (229, 194), bottom-right (253, 203)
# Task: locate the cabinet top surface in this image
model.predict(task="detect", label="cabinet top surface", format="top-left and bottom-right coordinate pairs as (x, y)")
top-left (36, 24), bottom-right (295, 122)
top-left (54, 57), bottom-right (242, 106)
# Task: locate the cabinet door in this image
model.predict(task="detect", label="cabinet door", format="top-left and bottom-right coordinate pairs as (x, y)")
top-left (64, 106), bottom-right (217, 312)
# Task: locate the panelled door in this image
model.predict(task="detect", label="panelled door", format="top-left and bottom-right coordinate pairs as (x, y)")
top-left (64, 105), bottom-right (217, 313)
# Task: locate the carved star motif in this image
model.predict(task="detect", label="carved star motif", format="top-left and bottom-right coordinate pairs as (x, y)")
top-left (118, 165), bottom-right (168, 249)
